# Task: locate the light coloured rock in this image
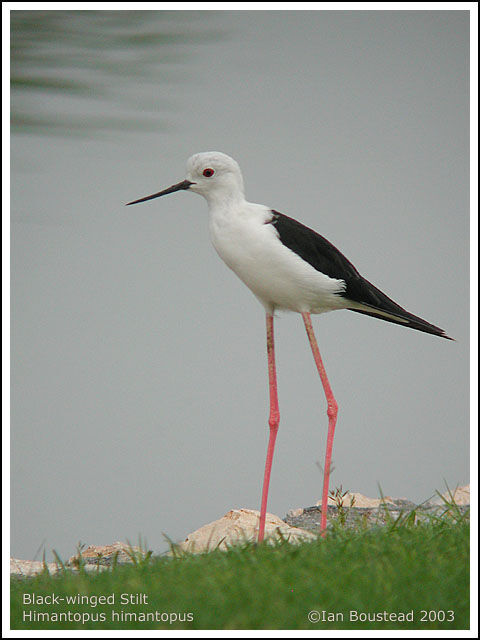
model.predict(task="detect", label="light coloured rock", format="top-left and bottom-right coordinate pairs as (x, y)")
top-left (286, 507), bottom-right (304, 518)
top-left (10, 558), bottom-right (62, 577)
top-left (316, 491), bottom-right (395, 508)
top-left (176, 508), bottom-right (315, 554)
top-left (11, 542), bottom-right (142, 577)
top-left (10, 557), bottom-right (106, 577)
top-left (68, 541), bottom-right (144, 566)
top-left (429, 485), bottom-right (470, 506)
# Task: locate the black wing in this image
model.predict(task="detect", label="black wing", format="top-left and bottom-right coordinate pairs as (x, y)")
top-left (270, 211), bottom-right (452, 340)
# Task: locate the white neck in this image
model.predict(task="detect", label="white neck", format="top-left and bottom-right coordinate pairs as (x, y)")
top-left (202, 186), bottom-right (247, 211)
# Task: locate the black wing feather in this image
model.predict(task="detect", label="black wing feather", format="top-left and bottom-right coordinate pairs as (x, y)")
top-left (270, 211), bottom-right (452, 340)
top-left (270, 210), bottom-right (361, 282)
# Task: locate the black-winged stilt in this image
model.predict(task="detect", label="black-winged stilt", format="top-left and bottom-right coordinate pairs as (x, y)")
top-left (127, 151), bottom-right (452, 542)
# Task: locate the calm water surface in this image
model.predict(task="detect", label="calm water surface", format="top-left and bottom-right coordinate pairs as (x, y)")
top-left (11, 10), bottom-right (469, 561)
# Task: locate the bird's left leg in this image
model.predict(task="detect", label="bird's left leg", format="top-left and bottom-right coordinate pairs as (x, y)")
top-left (301, 312), bottom-right (338, 535)
top-left (258, 312), bottom-right (280, 542)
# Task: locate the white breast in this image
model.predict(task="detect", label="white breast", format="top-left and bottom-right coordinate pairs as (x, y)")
top-left (208, 202), bottom-right (347, 315)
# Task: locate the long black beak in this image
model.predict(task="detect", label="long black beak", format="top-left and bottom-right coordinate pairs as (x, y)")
top-left (126, 179), bottom-right (194, 206)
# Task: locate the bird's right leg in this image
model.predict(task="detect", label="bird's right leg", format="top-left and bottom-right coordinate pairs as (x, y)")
top-left (258, 312), bottom-right (280, 542)
top-left (302, 312), bottom-right (338, 536)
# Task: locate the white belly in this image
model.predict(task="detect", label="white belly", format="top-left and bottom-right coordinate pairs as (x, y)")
top-left (209, 203), bottom-right (347, 315)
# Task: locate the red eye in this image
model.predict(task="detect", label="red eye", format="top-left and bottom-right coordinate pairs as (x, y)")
top-left (203, 168), bottom-right (215, 177)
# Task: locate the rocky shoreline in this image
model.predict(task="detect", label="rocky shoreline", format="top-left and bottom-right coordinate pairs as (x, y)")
top-left (284, 495), bottom-right (470, 533)
top-left (10, 485), bottom-right (469, 578)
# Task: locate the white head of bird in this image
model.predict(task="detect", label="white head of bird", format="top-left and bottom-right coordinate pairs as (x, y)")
top-left (186, 152), bottom-right (245, 204)
top-left (126, 152), bottom-right (246, 208)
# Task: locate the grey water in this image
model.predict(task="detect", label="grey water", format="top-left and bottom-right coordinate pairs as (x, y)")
top-left (11, 10), bottom-right (469, 561)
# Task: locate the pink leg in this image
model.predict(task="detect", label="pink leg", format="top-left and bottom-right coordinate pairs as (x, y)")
top-left (302, 312), bottom-right (338, 535)
top-left (258, 313), bottom-right (280, 542)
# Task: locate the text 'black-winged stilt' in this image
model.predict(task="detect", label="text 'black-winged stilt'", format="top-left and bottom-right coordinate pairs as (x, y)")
top-left (127, 151), bottom-right (452, 542)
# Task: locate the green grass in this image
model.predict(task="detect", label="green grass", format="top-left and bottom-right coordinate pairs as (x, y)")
top-left (11, 517), bottom-right (469, 631)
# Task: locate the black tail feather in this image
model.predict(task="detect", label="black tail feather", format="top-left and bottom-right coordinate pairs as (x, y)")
top-left (348, 305), bottom-right (454, 340)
